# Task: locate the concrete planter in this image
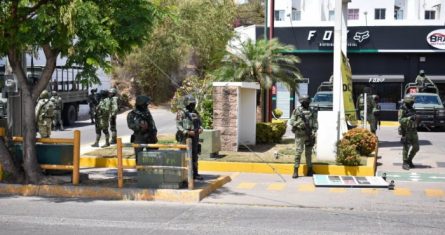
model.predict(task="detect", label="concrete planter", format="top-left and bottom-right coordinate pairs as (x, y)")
top-left (200, 129), bottom-right (221, 158)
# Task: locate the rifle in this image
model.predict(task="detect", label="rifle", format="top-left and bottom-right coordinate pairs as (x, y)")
top-left (399, 105), bottom-right (419, 144)
top-left (299, 110), bottom-right (315, 145)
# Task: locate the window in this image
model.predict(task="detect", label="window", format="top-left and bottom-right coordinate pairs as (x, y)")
top-left (292, 9), bottom-right (301, 21)
top-left (425, 10), bottom-right (436, 20)
top-left (375, 8), bottom-right (386, 20)
top-left (329, 10), bottom-right (335, 21)
top-left (275, 10), bottom-right (285, 21)
top-left (348, 9), bottom-right (359, 20)
top-left (394, 6), bottom-right (404, 19)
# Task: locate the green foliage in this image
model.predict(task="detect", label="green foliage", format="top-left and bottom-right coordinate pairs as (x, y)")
top-left (200, 98), bottom-right (213, 129)
top-left (336, 139), bottom-right (361, 166)
top-left (213, 38), bottom-right (303, 90)
top-left (114, 0), bottom-right (236, 103)
top-left (342, 128), bottom-right (378, 156)
top-left (256, 120), bottom-right (287, 144)
top-left (273, 108), bottom-right (283, 119)
top-left (236, 0), bottom-right (265, 26)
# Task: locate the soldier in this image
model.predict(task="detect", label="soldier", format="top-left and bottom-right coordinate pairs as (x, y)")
top-left (372, 95), bottom-right (381, 131)
top-left (415, 70), bottom-right (436, 90)
top-left (127, 96), bottom-right (158, 161)
top-left (91, 90), bottom-right (111, 148)
top-left (109, 88), bottom-right (119, 144)
top-left (35, 90), bottom-right (55, 138)
top-left (398, 94), bottom-right (419, 170)
top-left (176, 95), bottom-right (203, 180)
top-left (357, 87), bottom-right (377, 134)
top-left (50, 91), bottom-right (64, 131)
top-left (289, 95), bottom-right (318, 178)
top-left (88, 88), bottom-right (98, 124)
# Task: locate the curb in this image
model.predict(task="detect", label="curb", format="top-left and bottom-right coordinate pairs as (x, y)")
top-left (0, 175), bottom-right (231, 202)
top-left (79, 156), bottom-right (376, 176)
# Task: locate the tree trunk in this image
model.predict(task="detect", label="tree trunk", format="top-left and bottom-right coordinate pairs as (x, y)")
top-left (0, 138), bottom-right (25, 183)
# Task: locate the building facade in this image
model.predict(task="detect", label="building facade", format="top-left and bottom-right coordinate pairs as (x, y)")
top-left (251, 0), bottom-right (445, 120)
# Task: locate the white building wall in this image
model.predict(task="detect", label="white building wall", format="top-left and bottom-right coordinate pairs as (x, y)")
top-left (270, 0), bottom-right (445, 27)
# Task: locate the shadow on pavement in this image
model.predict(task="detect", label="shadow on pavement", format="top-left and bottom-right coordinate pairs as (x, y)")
top-left (379, 140), bottom-right (432, 148)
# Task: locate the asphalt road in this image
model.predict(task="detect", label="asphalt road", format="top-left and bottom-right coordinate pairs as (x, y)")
top-left (0, 196), bottom-right (443, 235)
top-left (51, 104), bottom-right (177, 147)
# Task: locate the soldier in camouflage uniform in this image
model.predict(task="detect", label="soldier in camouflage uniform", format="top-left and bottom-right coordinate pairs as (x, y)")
top-left (88, 88), bottom-right (98, 124)
top-left (91, 90), bottom-right (111, 148)
top-left (127, 95), bottom-right (158, 162)
top-left (35, 90), bottom-right (55, 138)
top-left (289, 95), bottom-right (318, 178)
top-left (398, 94), bottom-right (419, 170)
top-left (50, 91), bottom-right (64, 131)
top-left (357, 87), bottom-right (377, 134)
top-left (176, 95), bottom-right (203, 180)
top-left (415, 70), bottom-right (436, 91)
top-left (109, 88), bottom-right (119, 144)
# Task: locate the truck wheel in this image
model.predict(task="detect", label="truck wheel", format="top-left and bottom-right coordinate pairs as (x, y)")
top-left (65, 105), bottom-right (77, 126)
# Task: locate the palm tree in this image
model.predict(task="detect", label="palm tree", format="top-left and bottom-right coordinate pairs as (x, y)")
top-left (215, 38), bottom-right (303, 90)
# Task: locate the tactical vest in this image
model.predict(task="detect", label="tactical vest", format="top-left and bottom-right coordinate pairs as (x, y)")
top-left (358, 94), bottom-right (373, 112)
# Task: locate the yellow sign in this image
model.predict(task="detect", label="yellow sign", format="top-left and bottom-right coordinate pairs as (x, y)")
top-left (341, 53), bottom-right (358, 127)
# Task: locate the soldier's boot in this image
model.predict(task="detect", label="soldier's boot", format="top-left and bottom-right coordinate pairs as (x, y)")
top-left (110, 132), bottom-right (117, 145)
top-left (101, 134), bottom-right (110, 148)
top-left (307, 167), bottom-right (314, 177)
top-left (408, 160), bottom-right (415, 168)
top-left (402, 161), bottom-right (410, 170)
top-left (292, 167), bottom-right (299, 179)
top-left (91, 135), bottom-right (101, 147)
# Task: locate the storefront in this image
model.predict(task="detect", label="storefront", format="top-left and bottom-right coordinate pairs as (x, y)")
top-left (260, 26), bottom-right (445, 120)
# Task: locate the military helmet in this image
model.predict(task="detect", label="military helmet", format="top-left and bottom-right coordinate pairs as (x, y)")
top-left (40, 90), bottom-right (49, 99)
top-left (91, 88), bottom-right (97, 94)
top-left (51, 91), bottom-right (57, 96)
top-left (183, 95), bottom-right (196, 106)
top-left (403, 94), bottom-right (415, 104)
top-left (363, 87), bottom-right (372, 94)
top-left (299, 95), bottom-right (310, 104)
top-left (419, 69), bottom-right (425, 75)
top-left (109, 88), bottom-right (117, 95)
top-left (135, 95), bottom-right (151, 106)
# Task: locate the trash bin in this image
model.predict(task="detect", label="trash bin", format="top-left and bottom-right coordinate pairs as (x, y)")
top-left (137, 150), bottom-right (187, 189)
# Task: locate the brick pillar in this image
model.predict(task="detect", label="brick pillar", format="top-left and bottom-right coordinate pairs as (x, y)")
top-left (213, 86), bottom-right (238, 151)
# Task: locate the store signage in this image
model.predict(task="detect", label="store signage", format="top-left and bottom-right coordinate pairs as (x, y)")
top-left (307, 30), bottom-right (370, 47)
top-left (368, 77), bottom-right (385, 83)
top-left (426, 29), bottom-right (445, 49)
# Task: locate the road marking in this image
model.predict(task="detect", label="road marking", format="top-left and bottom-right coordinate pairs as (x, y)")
top-left (393, 188), bottom-right (411, 196)
top-left (230, 172), bottom-right (240, 180)
top-left (425, 189), bottom-right (445, 197)
top-left (329, 188), bottom-right (346, 193)
top-left (361, 188), bottom-right (379, 195)
top-left (298, 184), bottom-right (315, 192)
top-left (236, 182), bottom-right (256, 190)
top-left (267, 183), bottom-right (286, 191)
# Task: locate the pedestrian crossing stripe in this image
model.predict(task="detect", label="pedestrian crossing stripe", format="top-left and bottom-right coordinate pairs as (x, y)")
top-left (267, 183), bottom-right (286, 191)
top-left (236, 182), bottom-right (256, 189)
top-left (298, 184), bottom-right (315, 192)
top-left (425, 189), bottom-right (445, 197)
top-left (393, 188), bottom-right (411, 196)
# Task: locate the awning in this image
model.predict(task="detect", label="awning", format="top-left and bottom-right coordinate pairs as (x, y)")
top-left (352, 75), bottom-right (405, 83)
top-left (429, 75), bottom-right (445, 83)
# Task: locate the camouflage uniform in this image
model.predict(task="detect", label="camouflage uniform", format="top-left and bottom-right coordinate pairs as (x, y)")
top-left (88, 88), bottom-right (98, 124)
top-left (91, 90), bottom-right (111, 147)
top-left (109, 88), bottom-right (119, 144)
top-left (289, 95), bottom-right (318, 178)
top-left (176, 95), bottom-right (203, 180)
top-left (35, 90), bottom-right (55, 138)
top-left (357, 87), bottom-right (377, 134)
top-left (398, 94), bottom-right (419, 170)
top-left (415, 70), bottom-right (437, 91)
top-left (50, 91), bottom-right (64, 131)
top-left (127, 96), bottom-right (158, 162)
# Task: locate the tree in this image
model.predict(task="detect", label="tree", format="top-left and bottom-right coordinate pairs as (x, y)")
top-left (114, 0), bottom-right (236, 104)
top-left (235, 0), bottom-right (265, 26)
top-left (0, 0), bottom-right (159, 183)
top-left (215, 38), bottom-right (303, 90)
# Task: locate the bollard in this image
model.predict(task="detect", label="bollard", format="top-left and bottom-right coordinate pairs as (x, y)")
top-left (72, 130), bottom-right (80, 185)
top-left (186, 138), bottom-right (194, 190)
top-left (117, 138), bottom-right (123, 188)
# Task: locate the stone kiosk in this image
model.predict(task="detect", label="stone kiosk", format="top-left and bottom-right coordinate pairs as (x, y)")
top-left (213, 82), bottom-right (260, 151)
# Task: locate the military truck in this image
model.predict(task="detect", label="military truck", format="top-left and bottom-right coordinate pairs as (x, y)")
top-left (0, 65), bottom-right (89, 126)
top-left (404, 83), bottom-right (445, 130)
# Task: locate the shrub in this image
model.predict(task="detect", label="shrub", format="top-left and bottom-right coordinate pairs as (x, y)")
top-left (256, 120), bottom-right (287, 143)
top-left (342, 128), bottom-right (377, 156)
top-left (336, 139), bottom-right (361, 166)
top-left (272, 108), bottom-right (283, 119)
